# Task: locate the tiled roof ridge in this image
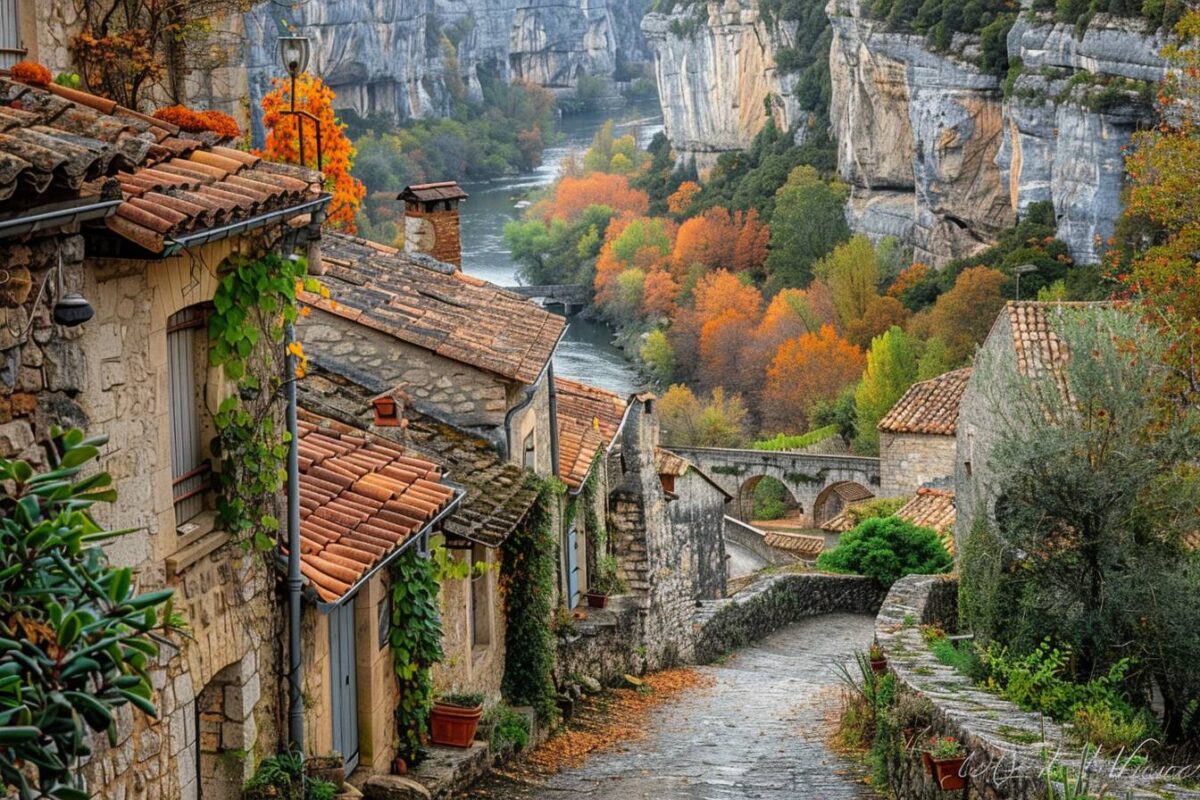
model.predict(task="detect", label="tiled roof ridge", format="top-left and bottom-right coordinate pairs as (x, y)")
top-left (878, 367), bottom-right (972, 436)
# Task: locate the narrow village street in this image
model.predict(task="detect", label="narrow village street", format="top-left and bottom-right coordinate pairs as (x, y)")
top-left (466, 613), bottom-right (876, 800)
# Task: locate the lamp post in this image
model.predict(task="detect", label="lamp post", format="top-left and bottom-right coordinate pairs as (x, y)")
top-left (278, 34), bottom-right (311, 758)
top-left (1013, 263), bottom-right (1038, 301)
top-left (277, 35), bottom-right (321, 169)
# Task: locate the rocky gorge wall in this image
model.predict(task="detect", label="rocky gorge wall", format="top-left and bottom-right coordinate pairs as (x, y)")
top-left (642, 0), bottom-right (814, 171)
top-left (240, 0), bottom-right (652, 138)
top-left (644, 0), bottom-right (1171, 266)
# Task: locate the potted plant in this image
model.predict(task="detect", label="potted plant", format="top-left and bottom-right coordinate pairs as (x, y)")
top-left (430, 693), bottom-right (485, 748)
top-left (869, 643), bottom-right (888, 674)
top-left (586, 555), bottom-right (627, 609)
top-left (923, 735), bottom-right (967, 791)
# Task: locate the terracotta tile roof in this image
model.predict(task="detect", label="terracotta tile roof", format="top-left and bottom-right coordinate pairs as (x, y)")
top-left (556, 377), bottom-right (627, 489)
top-left (821, 506), bottom-right (862, 534)
top-left (303, 234), bottom-right (564, 384)
top-left (400, 181), bottom-right (468, 203)
top-left (831, 483), bottom-right (875, 504)
top-left (298, 368), bottom-right (540, 548)
top-left (296, 411), bottom-right (457, 604)
top-left (895, 488), bottom-right (956, 555)
top-left (0, 78), bottom-right (322, 253)
top-left (878, 368), bottom-right (972, 436)
top-left (763, 531), bottom-right (825, 559)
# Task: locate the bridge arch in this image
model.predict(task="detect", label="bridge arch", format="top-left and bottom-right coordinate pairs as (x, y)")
top-left (736, 475), bottom-right (802, 524)
top-left (665, 447), bottom-right (881, 528)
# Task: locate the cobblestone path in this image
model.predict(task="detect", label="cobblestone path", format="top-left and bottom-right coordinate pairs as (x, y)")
top-left (465, 613), bottom-right (877, 800)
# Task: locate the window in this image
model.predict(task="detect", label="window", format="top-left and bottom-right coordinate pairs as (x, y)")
top-left (523, 431), bottom-right (535, 470)
top-left (470, 546), bottom-right (491, 650)
top-left (167, 305), bottom-right (213, 530)
top-left (0, 0), bottom-right (25, 69)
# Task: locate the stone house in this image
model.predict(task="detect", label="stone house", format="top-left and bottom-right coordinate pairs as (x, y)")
top-left (0, 74), bottom-right (328, 799)
top-left (292, 411), bottom-right (462, 775)
top-left (877, 367), bottom-right (971, 498)
top-left (554, 377), bottom-right (630, 607)
top-left (955, 301), bottom-right (1115, 553)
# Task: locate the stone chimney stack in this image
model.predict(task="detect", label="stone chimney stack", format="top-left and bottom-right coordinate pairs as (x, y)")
top-left (398, 182), bottom-right (468, 269)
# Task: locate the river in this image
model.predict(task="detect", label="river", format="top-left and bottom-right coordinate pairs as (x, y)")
top-left (458, 104), bottom-right (663, 396)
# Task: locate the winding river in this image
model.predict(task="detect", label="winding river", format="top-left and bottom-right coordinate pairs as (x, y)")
top-left (458, 104), bottom-right (663, 396)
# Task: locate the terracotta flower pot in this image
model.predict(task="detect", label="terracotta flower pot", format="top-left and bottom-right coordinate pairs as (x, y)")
top-left (921, 750), bottom-right (934, 774)
top-left (586, 592), bottom-right (609, 609)
top-left (870, 657), bottom-right (888, 674)
top-left (430, 702), bottom-right (483, 748)
top-left (932, 756), bottom-right (967, 791)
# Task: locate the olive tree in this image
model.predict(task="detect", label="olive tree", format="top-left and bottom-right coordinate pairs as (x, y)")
top-left (0, 429), bottom-right (176, 799)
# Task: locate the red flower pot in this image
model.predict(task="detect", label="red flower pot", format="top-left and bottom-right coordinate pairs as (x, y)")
top-left (586, 592), bottom-right (609, 609)
top-left (430, 703), bottom-right (483, 748)
top-left (870, 657), bottom-right (888, 674)
top-left (932, 756), bottom-right (967, 791)
top-left (921, 750), bottom-right (934, 773)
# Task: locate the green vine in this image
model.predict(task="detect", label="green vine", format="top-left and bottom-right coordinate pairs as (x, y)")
top-left (207, 252), bottom-right (317, 550)
top-left (501, 479), bottom-right (562, 721)
top-left (390, 549), bottom-right (444, 763)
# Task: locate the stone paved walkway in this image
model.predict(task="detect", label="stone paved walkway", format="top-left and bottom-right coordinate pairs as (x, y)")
top-left (465, 613), bottom-right (877, 800)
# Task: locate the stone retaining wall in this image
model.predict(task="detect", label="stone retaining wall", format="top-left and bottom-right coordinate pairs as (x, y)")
top-left (694, 573), bottom-right (886, 664)
top-left (877, 575), bottom-right (1197, 800)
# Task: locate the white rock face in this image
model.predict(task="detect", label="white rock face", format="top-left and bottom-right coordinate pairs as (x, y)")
top-left (240, 0), bottom-right (650, 134)
top-left (641, 0), bottom-right (808, 171)
top-left (646, 0), bottom-right (1169, 265)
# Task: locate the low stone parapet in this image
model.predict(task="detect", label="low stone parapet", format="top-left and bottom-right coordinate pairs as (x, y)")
top-left (877, 575), bottom-right (1197, 799)
top-left (694, 572), bottom-right (886, 663)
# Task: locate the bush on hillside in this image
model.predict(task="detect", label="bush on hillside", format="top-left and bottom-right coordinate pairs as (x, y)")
top-left (816, 517), bottom-right (952, 587)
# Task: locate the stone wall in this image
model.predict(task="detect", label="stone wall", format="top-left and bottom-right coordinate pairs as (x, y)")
top-left (300, 308), bottom-right (510, 430)
top-left (876, 576), bottom-right (1193, 800)
top-left (670, 468), bottom-right (729, 600)
top-left (555, 604), bottom-right (644, 686)
top-left (693, 573), bottom-right (885, 663)
top-left (433, 544), bottom-right (507, 700)
top-left (879, 431), bottom-right (955, 498)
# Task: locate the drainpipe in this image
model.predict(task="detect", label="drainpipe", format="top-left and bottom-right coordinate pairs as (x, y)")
top-left (548, 362), bottom-right (561, 479)
top-left (502, 324), bottom-right (569, 463)
top-left (285, 322), bottom-right (304, 754)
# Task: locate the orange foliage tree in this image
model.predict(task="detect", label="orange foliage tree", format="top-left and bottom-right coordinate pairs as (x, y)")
top-left (733, 209), bottom-right (771, 277)
top-left (845, 295), bottom-right (910, 349)
top-left (260, 73), bottom-right (366, 232)
top-left (544, 173), bottom-right (650, 223)
top-left (928, 266), bottom-right (1007, 364)
top-left (671, 207), bottom-right (740, 276)
top-left (594, 216), bottom-right (673, 314)
top-left (762, 326), bottom-right (865, 433)
top-left (667, 181), bottom-right (701, 217)
top-left (699, 309), bottom-right (758, 393)
top-left (671, 270), bottom-right (763, 383)
top-left (642, 268), bottom-right (682, 317)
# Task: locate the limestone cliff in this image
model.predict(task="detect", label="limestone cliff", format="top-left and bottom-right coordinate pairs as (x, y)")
top-left (641, 0), bottom-right (812, 171)
top-left (646, 0), bottom-right (1169, 265)
top-left (829, 1), bottom-right (1167, 266)
top-left (241, 0), bottom-right (652, 133)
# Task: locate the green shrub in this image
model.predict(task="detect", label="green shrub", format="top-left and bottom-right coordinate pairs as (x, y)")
top-left (244, 751), bottom-right (338, 800)
top-left (485, 703), bottom-right (532, 751)
top-left (751, 476), bottom-right (793, 520)
top-left (751, 425), bottom-right (839, 451)
top-left (929, 636), bottom-right (985, 680)
top-left (816, 517), bottom-right (952, 587)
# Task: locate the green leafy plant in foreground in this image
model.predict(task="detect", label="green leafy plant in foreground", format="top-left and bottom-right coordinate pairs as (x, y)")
top-left (243, 750), bottom-right (338, 800)
top-left (0, 429), bottom-right (177, 800)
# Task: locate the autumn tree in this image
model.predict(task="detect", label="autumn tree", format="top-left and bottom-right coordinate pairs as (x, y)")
top-left (658, 385), bottom-right (749, 448)
top-left (668, 181), bottom-right (702, 217)
top-left (700, 310), bottom-right (758, 394)
top-left (762, 326), bottom-right (865, 433)
top-left (583, 120), bottom-right (648, 175)
top-left (671, 270), bottom-right (763, 384)
top-left (594, 217), bottom-right (673, 313)
top-left (260, 73), bottom-right (366, 232)
top-left (642, 268), bottom-right (682, 318)
top-left (815, 235), bottom-right (883, 329)
top-left (73, 0), bottom-right (242, 108)
top-left (640, 329), bottom-right (676, 383)
top-left (545, 173), bottom-right (650, 223)
top-left (733, 209), bottom-right (771, 277)
top-left (764, 166), bottom-right (851, 290)
top-left (845, 295), bottom-right (910, 349)
top-left (672, 207), bottom-right (739, 276)
top-left (928, 266), bottom-right (1007, 364)
top-left (1115, 11), bottom-right (1200, 402)
top-left (853, 326), bottom-right (920, 454)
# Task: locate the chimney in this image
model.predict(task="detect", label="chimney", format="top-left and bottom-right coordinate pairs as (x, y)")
top-left (398, 181), bottom-right (468, 269)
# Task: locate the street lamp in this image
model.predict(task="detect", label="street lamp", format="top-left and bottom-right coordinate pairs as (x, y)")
top-left (276, 35), bottom-right (321, 168)
top-left (1013, 263), bottom-right (1039, 301)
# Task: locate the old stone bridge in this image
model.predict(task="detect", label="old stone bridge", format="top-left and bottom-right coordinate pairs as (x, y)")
top-left (504, 284), bottom-right (589, 314)
top-left (666, 447), bottom-right (881, 526)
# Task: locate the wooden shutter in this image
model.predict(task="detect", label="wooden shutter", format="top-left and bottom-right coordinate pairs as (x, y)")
top-left (0, 0), bottom-right (23, 69)
top-left (167, 306), bottom-right (210, 528)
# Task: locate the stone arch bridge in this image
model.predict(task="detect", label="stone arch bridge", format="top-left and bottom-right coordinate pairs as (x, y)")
top-left (667, 447), bottom-right (881, 527)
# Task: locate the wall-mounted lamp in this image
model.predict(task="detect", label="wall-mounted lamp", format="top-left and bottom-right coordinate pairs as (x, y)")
top-left (51, 252), bottom-right (92, 328)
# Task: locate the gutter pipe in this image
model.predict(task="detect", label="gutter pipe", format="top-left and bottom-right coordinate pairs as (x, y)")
top-left (285, 322), bottom-right (304, 753)
top-left (502, 323), bottom-right (569, 463)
